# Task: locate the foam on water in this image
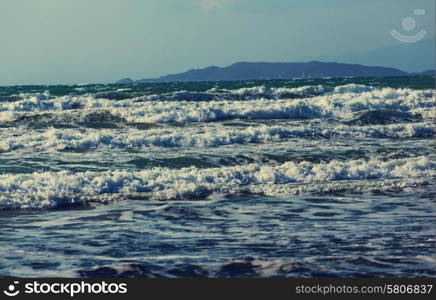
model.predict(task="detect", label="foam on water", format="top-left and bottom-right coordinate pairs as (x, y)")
top-left (1, 85), bottom-right (434, 123)
top-left (1, 121), bottom-right (434, 151)
top-left (1, 79), bottom-right (435, 277)
top-left (0, 156), bottom-right (434, 209)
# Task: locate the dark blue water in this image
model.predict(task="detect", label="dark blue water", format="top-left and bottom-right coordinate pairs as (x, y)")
top-left (0, 188), bottom-right (434, 277)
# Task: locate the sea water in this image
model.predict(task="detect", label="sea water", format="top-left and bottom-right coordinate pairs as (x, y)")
top-left (0, 77), bottom-right (434, 277)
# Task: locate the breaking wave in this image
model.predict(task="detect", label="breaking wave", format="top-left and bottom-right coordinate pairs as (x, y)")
top-left (0, 156), bottom-right (434, 209)
top-left (1, 122), bottom-right (434, 152)
top-left (1, 84), bottom-right (434, 123)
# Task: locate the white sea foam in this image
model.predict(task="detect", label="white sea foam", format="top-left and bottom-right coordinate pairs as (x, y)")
top-left (0, 156), bottom-right (434, 209)
top-left (1, 85), bottom-right (434, 123)
top-left (1, 122), bottom-right (433, 151)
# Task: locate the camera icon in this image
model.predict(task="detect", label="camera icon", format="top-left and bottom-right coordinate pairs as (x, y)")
top-left (3, 281), bottom-right (20, 297)
top-left (391, 9), bottom-right (427, 43)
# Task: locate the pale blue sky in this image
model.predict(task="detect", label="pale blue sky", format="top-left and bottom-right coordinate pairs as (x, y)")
top-left (0, 0), bottom-right (434, 85)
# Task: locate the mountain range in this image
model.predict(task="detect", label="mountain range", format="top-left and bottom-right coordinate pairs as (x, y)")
top-left (117, 61), bottom-right (435, 84)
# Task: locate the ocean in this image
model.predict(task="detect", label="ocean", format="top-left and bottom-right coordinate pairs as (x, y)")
top-left (0, 76), bottom-right (435, 277)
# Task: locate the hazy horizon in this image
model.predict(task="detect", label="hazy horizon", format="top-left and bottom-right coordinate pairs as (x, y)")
top-left (1, 0), bottom-right (435, 85)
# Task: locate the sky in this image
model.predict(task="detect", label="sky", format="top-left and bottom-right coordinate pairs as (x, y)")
top-left (0, 0), bottom-right (435, 85)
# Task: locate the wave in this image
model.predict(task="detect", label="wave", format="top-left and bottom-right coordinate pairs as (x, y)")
top-left (1, 85), bottom-right (434, 123)
top-left (77, 258), bottom-right (333, 278)
top-left (77, 254), bottom-right (436, 278)
top-left (143, 84), bottom-right (329, 101)
top-left (1, 122), bottom-right (433, 152)
top-left (0, 156), bottom-right (434, 209)
top-left (12, 109), bottom-right (125, 125)
top-left (343, 110), bottom-right (423, 125)
top-left (2, 85), bottom-right (329, 104)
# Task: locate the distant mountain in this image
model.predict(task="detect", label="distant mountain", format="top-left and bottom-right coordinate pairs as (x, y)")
top-left (418, 69), bottom-right (435, 77)
top-left (117, 78), bottom-right (135, 84)
top-left (117, 61), bottom-right (434, 84)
